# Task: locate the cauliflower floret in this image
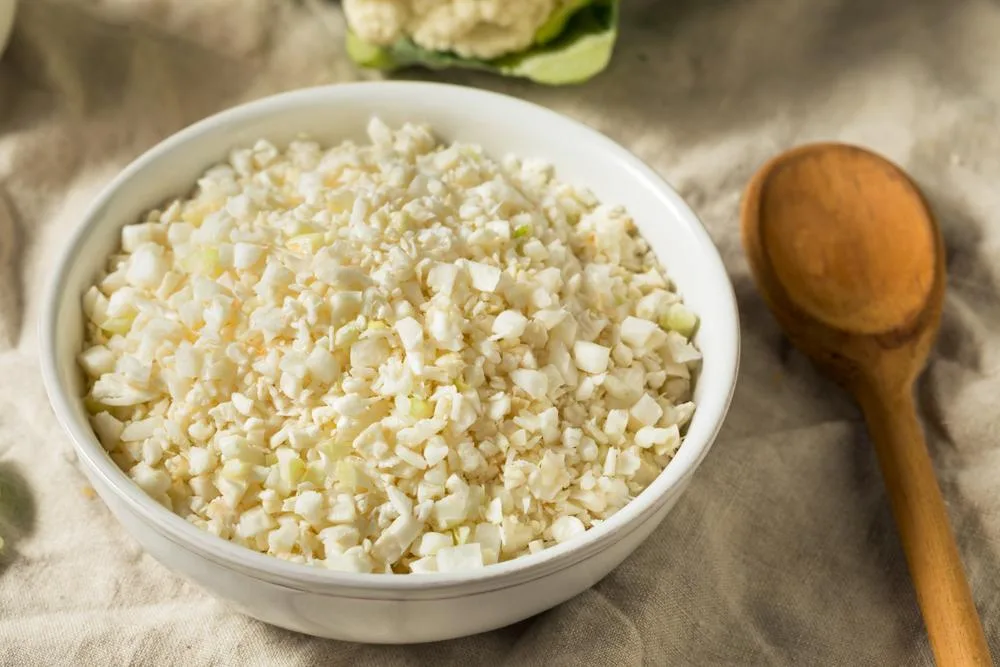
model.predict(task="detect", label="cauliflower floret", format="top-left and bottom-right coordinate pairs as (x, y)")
top-left (346, 0), bottom-right (559, 60)
top-left (343, 0), bottom-right (411, 47)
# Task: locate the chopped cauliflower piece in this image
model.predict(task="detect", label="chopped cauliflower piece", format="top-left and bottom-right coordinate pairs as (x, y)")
top-left (409, 556), bottom-right (438, 573)
top-left (630, 393), bottom-right (663, 427)
top-left (551, 515), bottom-right (586, 544)
top-left (465, 261), bottom-right (502, 292)
top-left (90, 412), bottom-right (124, 449)
top-left (492, 310), bottom-right (529, 340)
top-left (620, 316), bottom-right (662, 352)
top-left (436, 543), bottom-right (485, 572)
top-left (414, 531), bottom-right (454, 557)
top-left (511, 368), bottom-right (548, 400)
top-left (79, 120), bottom-right (700, 574)
top-left (573, 341), bottom-right (611, 374)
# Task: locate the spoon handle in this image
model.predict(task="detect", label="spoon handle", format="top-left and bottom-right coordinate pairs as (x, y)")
top-left (858, 381), bottom-right (992, 666)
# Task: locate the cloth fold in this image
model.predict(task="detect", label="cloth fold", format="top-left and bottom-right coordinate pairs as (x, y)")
top-left (1, 0), bottom-right (998, 664)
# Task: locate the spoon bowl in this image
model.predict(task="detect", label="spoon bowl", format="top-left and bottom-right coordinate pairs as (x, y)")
top-left (741, 143), bottom-right (991, 666)
top-left (743, 143), bottom-right (945, 390)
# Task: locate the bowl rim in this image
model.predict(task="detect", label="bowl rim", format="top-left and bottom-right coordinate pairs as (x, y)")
top-left (39, 81), bottom-right (740, 595)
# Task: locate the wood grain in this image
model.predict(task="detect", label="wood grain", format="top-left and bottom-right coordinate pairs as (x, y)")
top-left (741, 143), bottom-right (992, 666)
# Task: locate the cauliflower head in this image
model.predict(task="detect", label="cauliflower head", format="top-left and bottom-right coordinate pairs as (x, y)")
top-left (343, 0), bottom-right (619, 85)
top-left (346, 0), bottom-right (559, 61)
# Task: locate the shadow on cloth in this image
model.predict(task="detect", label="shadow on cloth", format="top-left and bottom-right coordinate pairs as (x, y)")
top-left (0, 461), bottom-right (36, 577)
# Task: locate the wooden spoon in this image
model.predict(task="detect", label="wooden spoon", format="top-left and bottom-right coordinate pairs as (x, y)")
top-left (741, 143), bottom-right (992, 666)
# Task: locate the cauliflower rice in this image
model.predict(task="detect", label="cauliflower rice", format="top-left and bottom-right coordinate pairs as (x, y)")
top-left (78, 119), bottom-right (701, 574)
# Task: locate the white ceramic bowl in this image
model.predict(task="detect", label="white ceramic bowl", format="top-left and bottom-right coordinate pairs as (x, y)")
top-left (40, 82), bottom-right (739, 643)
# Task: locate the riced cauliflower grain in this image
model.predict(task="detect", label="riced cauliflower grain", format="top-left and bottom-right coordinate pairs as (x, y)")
top-left (79, 118), bottom-right (701, 574)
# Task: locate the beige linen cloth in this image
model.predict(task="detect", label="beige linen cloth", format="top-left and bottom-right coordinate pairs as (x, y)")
top-left (1, 0), bottom-right (999, 664)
